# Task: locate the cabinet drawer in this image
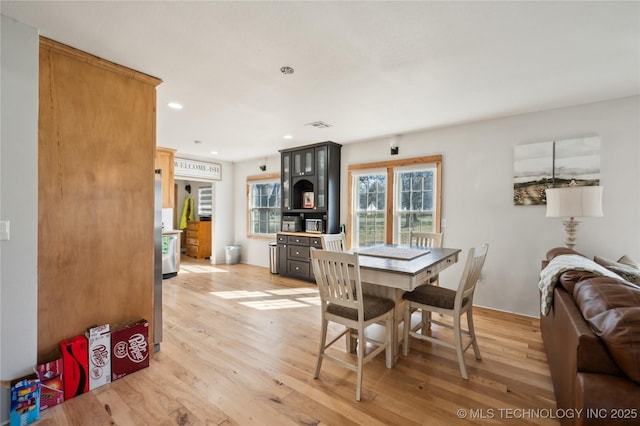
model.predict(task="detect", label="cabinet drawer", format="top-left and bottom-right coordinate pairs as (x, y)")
top-left (287, 235), bottom-right (309, 246)
top-left (186, 245), bottom-right (199, 257)
top-left (187, 222), bottom-right (199, 231)
top-left (277, 234), bottom-right (287, 243)
top-left (186, 237), bottom-right (198, 246)
top-left (287, 260), bottom-right (310, 278)
top-left (186, 230), bottom-right (198, 238)
top-left (310, 237), bottom-right (322, 248)
top-left (288, 245), bottom-right (310, 260)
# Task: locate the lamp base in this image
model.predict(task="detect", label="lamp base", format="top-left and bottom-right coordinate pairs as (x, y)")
top-left (562, 217), bottom-right (580, 250)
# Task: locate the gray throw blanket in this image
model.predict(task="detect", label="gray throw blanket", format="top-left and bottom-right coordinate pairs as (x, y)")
top-left (538, 254), bottom-right (621, 315)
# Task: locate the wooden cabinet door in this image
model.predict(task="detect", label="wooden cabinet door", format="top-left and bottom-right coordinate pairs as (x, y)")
top-left (155, 147), bottom-right (176, 208)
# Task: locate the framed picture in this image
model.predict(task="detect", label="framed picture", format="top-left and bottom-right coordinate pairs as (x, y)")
top-left (303, 192), bottom-right (314, 208)
top-left (513, 136), bottom-right (600, 205)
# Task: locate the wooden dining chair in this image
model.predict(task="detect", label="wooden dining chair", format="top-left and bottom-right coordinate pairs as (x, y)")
top-left (409, 231), bottom-right (443, 250)
top-left (310, 249), bottom-right (395, 401)
top-left (402, 244), bottom-right (489, 379)
top-left (408, 231), bottom-right (444, 332)
top-left (320, 233), bottom-right (346, 252)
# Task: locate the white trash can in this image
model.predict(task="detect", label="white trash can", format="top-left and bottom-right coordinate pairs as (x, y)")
top-left (225, 245), bottom-right (241, 264)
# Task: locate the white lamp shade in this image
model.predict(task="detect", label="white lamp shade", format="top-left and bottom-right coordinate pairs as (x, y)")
top-left (545, 186), bottom-right (603, 218)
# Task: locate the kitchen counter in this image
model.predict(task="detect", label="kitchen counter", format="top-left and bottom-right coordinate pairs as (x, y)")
top-left (277, 231), bottom-right (324, 237)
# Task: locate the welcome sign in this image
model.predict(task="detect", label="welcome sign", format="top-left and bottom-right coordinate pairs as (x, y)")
top-left (174, 157), bottom-right (222, 180)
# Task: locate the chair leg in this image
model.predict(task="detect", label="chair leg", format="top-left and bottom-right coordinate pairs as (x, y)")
top-left (355, 325), bottom-right (364, 401)
top-left (454, 314), bottom-right (468, 379)
top-left (467, 309), bottom-right (482, 360)
top-left (314, 318), bottom-right (328, 379)
top-left (385, 316), bottom-right (394, 368)
top-left (421, 310), bottom-right (431, 333)
top-left (402, 302), bottom-right (411, 356)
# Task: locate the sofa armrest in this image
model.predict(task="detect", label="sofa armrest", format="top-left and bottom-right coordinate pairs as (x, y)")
top-left (575, 373), bottom-right (640, 426)
top-left (541, 286), bottom-right (622, 414)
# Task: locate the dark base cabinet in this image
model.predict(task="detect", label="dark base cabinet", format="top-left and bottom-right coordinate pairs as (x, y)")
top-left (277, 233), bottom-right (322, 282)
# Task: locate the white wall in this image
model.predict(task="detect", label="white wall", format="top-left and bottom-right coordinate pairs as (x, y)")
top-left (233, 155), bottom-right (281, 266)
top-left (211, 160), bottom-right (235, 264)
top-left (234, 96), bottom-right (639, 317)
top-left (0, 15), bottom-right (39, 423)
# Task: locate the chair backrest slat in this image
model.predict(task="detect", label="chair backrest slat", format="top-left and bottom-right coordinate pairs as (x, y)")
top-left (455, 244), bottom-right (489, 307)
top-left (321, 233), bottom-right (347, 251)
top-left (311, 249), bottom-right (362, 312)
top-left (409, 231), bottom-right (443, 249)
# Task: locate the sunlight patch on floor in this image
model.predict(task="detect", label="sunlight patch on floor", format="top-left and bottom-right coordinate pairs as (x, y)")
top-left (265, 288), bottom-right (319, 296)
top-left (179, 264), bottom-right (228, 274)
top-left (239, 298), bottom-right (309, 310)
top-left (209, 287), bottom-right (319, 310)
top-left (295, 296), bottom-right (321, 305)
top-left (210, 290), bottom-right (270, 299)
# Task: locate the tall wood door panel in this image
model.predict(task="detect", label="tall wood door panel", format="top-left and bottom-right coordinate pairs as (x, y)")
top-left (155, 147), bottom-right (176, 208)
top-left (38, 37), bottom-right (162, 358)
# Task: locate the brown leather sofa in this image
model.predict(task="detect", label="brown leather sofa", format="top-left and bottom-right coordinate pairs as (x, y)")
top-left (540, 247), bottom-right (640, 426)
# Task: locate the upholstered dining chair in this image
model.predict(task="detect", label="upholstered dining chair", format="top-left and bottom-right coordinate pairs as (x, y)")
top-left (408, 231), bottom-right (444, 333)
top-left (402, 244), bottom-right (489, 379)
top-left (320, 233), bottom-right (346, 251)
top-left (310, 249), bottom-right (395, 401)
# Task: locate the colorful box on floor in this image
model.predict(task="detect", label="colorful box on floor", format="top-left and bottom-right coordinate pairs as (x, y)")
top-left (35, 357), bottom-right (64, 410)
top-left (85, 324), bottom-right (111, 390)
top-left (111, 319), bottom-right (149, 380)
top-left (10, 374), bottom-right (40, 426)
top-left (60, 335), bottom-right (89, 400)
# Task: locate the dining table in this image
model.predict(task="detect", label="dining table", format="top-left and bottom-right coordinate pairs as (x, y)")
top-left (350, 245), bottom-right (462, 364)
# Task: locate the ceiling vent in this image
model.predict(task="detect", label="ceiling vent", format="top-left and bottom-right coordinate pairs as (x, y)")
top-left (305, 121), bottom-right (332, 129)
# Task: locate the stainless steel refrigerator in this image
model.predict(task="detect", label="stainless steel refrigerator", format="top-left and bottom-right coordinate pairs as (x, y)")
top-left (153, 169), bottom-right (163, 352)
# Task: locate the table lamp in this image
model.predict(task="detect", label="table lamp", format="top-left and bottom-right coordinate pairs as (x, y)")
top-left (545, 185), bottom-right (603, 250)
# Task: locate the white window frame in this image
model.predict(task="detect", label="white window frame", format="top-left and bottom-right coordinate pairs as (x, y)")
top-left (348, 155), bottom-right (442, 248)
top-left (393, 164), bottom-right (438, 245)
top-left (247, 173), bottom-right (281, 238)
top-left (350, 169), bottom-right (387, 248)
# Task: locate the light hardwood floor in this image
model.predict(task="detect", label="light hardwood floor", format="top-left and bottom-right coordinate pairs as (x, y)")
top-left (38, 256), bottom-right (557, 425)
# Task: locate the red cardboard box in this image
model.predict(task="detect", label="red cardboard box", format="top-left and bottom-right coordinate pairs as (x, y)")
top-left (60, 335), bottom-right (89, 400)
top-left (85, 324), bottom-right (111, 390)
top-left (35, 357), bottom-right (64, 410)
top-left (111, 319), bottom-right (149, 380)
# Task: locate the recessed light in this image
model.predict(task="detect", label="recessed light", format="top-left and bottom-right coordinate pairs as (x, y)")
top-left (210, 151), bottom-right (218, 155)
top-left (168, 102), bottom-right (183, 110)
top-left (283, 134), bottom-right (293, 140)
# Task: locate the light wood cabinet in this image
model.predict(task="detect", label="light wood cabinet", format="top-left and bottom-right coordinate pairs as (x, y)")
top-left (186, 221), bottom-right (212, 259)
top-left (155, 147), bottom-right (176, 209)
top-left (38, 37), bottom-right (161, 358)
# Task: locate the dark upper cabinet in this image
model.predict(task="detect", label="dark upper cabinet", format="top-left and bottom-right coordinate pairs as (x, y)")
top-left (293, 148), bottom-right (315, 176)
top-left (279, 141), bottom-right (341, 233)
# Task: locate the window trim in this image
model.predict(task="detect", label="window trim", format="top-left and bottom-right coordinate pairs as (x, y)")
top-left (347, 155), bottom-right (442, 247)
top-left (246, 173), bottom-right (281, 239)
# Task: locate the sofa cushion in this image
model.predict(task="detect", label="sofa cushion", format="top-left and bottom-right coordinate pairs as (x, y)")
top-left (546, 247), bottom-right (582, 261)
top-left (618, 255), bottom-right (640, 270)
top-left (559, 270), bottom-right (598, 295)
top-left (574, 278), bottom-right (640, 383)
top-left (594, 256), bottom-right (640, 287)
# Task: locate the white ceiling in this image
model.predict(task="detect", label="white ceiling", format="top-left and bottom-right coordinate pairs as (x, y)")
top-left (2, 1), bottom-right (638, 163)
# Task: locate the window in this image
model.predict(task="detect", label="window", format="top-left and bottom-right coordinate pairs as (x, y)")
top-left (395, 166), bottom-right (437, 245)
top-left (247, 175), bottom-right (281, 237)
top-left (352, 171), bottom-right (387, 247)
top-left (348, 155), bottom-right (441, 248)
top-left (197, 185), bottom-right (212, 219)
